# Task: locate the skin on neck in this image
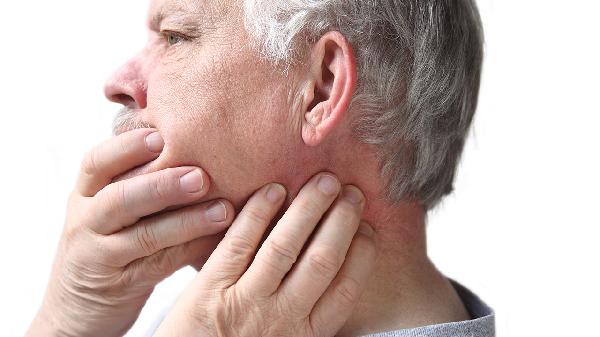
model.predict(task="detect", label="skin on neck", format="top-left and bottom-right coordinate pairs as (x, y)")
top-left (338, 198), bottom-right (471, 336)
top-left (271, 121), bottom-right (470, 335)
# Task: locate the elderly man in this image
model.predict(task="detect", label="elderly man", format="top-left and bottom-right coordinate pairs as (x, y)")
top-left (27, 0), bottom-right (492, 336)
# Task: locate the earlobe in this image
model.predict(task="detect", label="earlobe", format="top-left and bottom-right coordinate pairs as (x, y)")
top-left (301, 32), bottom-right (356, 147)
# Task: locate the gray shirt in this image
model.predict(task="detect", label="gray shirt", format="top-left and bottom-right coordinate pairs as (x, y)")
top-left (146, 280), bottom-right (494, 337)
top-left (362, 280), bottom-right (495, 337)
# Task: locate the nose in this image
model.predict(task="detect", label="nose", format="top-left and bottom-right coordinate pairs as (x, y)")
top-left (104, 57), bottom-right (148, 109)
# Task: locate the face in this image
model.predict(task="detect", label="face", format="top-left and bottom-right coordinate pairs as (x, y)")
top-left (105, 0), bottom-right (310, 208)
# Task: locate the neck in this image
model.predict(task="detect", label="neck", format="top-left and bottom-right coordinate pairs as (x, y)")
top-left (280, 136), bottom-right (469, 334)
top-left (336, 200), bottom-right (470, 336)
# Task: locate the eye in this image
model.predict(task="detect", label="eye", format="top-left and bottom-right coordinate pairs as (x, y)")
top-left (163, 31), bottom-right (184, 46)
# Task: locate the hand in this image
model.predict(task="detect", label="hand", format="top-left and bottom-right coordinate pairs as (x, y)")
top-left (26, 129), bottom-right (235, 337)
top-left (154, 173), bottom-right (377, 337)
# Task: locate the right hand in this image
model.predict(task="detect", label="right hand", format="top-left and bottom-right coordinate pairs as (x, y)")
top-left (26, 128), bottom-right (235, 337)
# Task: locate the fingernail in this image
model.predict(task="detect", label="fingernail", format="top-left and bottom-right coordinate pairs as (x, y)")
top-left (342, 186), bottom-right (364, 205)
top-left (206, 201), bottom-right (227, 222)
top-left (266, 184), bottom-right (286, 203)
top-left (180, 169), bottom-right (204, 193)
top-left (145, 132), bottom-right (165, 153)
top-left (318, 174), bottom-right (339, 195)
top-left (358, 222), bottom-right (374, 237)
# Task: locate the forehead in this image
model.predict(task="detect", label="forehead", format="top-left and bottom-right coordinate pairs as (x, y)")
top-left (148, 0), bottom-right (230, 22)
top-left (149, 0), bottom-right (202, 23)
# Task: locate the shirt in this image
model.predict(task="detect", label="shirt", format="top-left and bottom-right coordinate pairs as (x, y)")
top-left (362, 280), bottom-right (495, 337)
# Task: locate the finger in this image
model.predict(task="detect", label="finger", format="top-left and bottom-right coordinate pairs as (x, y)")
top-left (106, 200), bottom-right (234, 265)
top-left (86, 166), bottom-right (210, 235)
top-left (278, 185), bottom-right (364, 314)
top-left (200, 183), bottom-right (287, 289)
top-left (237, 173), bottom-right (341, 296)
top-left (309, 223), bottom-right (377, 337)
top-left (124, 233), bottom-right (226, 286)
top-left (76, 128), bottom-right (164, 197)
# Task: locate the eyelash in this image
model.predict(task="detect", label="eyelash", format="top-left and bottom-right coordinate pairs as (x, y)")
top-left (161, 31), bottom-right (187, 46)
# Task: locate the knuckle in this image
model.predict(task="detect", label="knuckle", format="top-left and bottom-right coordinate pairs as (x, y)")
top-left (275, 292), bottom-right (304, 317)
top-left (117, 182), bottom-right (128, 211)
top-left (268, 239), bottom-right (298, 262)
top-left (177, 210), bottom-right (199, 237)
top-left (222, 234), bottom-right (255, 261)
top-left (80, 149), bottom-right (100, 176)
top-left (241, 206), bottom-right (271, 225)
top-left (136, 250), bottom-right (173, 281)
top-left (64, 203), bottom-right (91, 238)
top-left (63, 205), bottom-right (91, 242)
top-left (118, 267), bottom-right (137, 288)
top-left (136, 224), bottom-right (159, 256)
top-left (261, 239), bottom-right (298, 273)
top-left (296, 199), bottom-right (324, 219)
top-left (308, 247), bottom-right (341, 276)
top-left (334, 275), bottom-right (362, 306)
top-left (90, 235), bottom-right (116, 263)
top-left (98, 238), bottom-right (127, 266)
top-left (100, 183), bottom-right (127, 220)
top-left (192, 289), bottom-right (241, 331)
top-left (150, 171), bottom-right (174, 201)
top-left (153, 247), bottom-right (179, 276)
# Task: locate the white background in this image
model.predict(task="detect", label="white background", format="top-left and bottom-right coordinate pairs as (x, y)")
top-left (0, 0), bottom-right (598, 336)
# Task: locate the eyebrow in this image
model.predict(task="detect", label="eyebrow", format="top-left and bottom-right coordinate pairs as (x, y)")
top-left (150, 3), bottom-right (207, 34)
top-left (150, 7), bottom-right (180, 31)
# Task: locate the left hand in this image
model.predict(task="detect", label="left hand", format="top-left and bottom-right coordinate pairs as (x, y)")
top-left (154, 173), bottom-right (377, 337)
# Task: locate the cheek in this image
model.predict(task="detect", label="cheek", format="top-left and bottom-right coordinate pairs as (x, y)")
top-left (147, 49), bottom-right (234, 158)
top-left (145, 43), bottom-right (298, 207)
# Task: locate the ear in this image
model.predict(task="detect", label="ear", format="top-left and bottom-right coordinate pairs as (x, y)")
top-left (301, 31), bottom-right (357, 147)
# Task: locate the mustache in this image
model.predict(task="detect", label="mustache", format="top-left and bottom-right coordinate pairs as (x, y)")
top-left (112, 107), bottom-right (153, 136)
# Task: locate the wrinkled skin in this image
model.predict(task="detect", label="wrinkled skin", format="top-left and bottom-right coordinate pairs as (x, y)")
top-left (105, 0), bottom-right (312, 210)
top-left (154, 175), bottom-right (376, 337)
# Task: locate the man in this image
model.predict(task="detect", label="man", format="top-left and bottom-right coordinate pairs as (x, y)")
top-left (27, 0), bottom-right (493, 336)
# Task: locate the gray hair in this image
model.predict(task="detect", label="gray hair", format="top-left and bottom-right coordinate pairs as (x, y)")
top-left (243, 0), bottom-right (484, 210)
